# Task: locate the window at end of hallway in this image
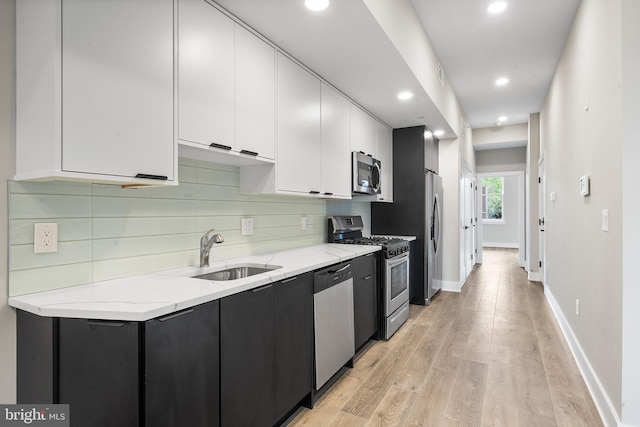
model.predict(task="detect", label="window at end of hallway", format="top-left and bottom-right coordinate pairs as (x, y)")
top-left (482, 176), bottom-right (504, 223)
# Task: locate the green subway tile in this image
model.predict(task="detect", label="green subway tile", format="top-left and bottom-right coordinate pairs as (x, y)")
top-left (92, 256), bottom-right (152, 282)
top-left (152, 217), bottom-right (197, 235)
top-left (151, 233), bottom-right (199, 254)
top-left (151, 250), bottom-right (198, 272)
top-left (9, 180), bottom-right (92, 196)
top-left (93, 218), bottom-right (152, 239)
top-left (178, 157), bottom-right (197, 167)
top-left (10, 219), bottom-right (92, 244)
top-left (197, 168), bottom-right (239, 186)
top-left (93, 196), bottom-right (151, 218)
top-left (196, 161), bottom-right (238, 173)
top-left (10, 194), bottom-right (92, 219)
top-left (93, 237), bottom-right (152, 261)
top-left (196, 216), bottom-right (239, 233)
top-left (92, 184), bottom-right (153, 198)
top-left (179, 165), bottom-right (198, 183)
top-left (9, 263), bottom-right (93, 296)
top-left (151, 183), bottom-right (197, 200)
top-left (152, 199), bottom-right (197, 217)
top-left (197, 184), bottom-right (235, 201)
top-left (10, 241), bottom-right (93, 271)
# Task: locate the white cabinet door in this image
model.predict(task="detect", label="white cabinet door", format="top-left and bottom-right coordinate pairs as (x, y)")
top-left (320, 84), bottom-right (351, 198)
top-left (178, 0), bottom-right (234, 149)
top-left (235, 25), bottom-right (275, 159)
top-left (276, 54), bottom-right (321, 194)
top-left (376, 124), bottom-right (393, 202)
top-left (350, 105), bottom-right (378, 158)
top-left (62, 0), bottom-right (175, 180)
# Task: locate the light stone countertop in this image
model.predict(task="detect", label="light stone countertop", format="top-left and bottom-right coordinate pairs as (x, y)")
top-left (8, 244), bottom-right (380, 322)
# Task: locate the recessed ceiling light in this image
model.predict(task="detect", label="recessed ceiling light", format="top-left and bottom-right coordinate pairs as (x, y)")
top-left (305, 0), bottom-right (329, 11)
top-left (397, 91), bottom-right (413, 101)
top-left (498, 115), bottom-right (508, 123)
top-left (495, 77), bottom-right (509, 86)
top-left (434, 130), bottom-right (445, 137)
top-left (424, 130), bottom-right (433, 139)
top-left (488, 1), bottom-right (507, 14)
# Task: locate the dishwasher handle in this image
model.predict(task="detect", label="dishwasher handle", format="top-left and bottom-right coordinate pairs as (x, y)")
top-left (328, 263), bottom-right (351, 275)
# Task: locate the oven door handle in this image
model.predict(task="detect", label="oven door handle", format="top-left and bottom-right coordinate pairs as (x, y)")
top-left (388, 252), bottom-right (409, 267)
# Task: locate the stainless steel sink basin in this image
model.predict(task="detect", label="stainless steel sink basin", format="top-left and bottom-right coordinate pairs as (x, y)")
top-left (192, 265), bottom-right (281, 281)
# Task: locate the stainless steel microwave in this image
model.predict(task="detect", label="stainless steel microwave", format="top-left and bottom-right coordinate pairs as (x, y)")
top-left (352, 151), bottom-right (381, 195)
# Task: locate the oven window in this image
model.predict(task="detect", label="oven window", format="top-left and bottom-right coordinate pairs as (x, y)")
top-left (390, 260), bottom-right (408, 300)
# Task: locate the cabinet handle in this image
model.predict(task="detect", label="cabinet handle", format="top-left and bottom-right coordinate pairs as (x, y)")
top-left (363, 275), bottom-right (372, 280)
top-left (309, 191), bottom-right (320, 195)
top-left (158, 308), bottom-right (194, 322)
top-left (281, 276), bottom-right (298, 284)
top-left (210, 143), bottom-right (232, 150)
top-left (86, 320), bottom-right (127, 327)
top-left (323, 192), bottom-right (334, 196)
top-left (328, 263), bottom-right (350, 274)
top-left (240, 149), bottom-right (259, 156)
top-left (135, 173), bottom-right (168, 181)
top-left (252, 284), bottom-right (273, 293)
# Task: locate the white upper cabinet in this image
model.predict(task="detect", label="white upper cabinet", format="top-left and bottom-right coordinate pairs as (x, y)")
top-left (178, 0), bottom-right (234, 150)
top-left (177, 0), bottom-right (275, 164)
top-left (350, 105), bottom-right (378, 158)
top-left (275, 53), bottom-right (322, 194)
top-left (235, 25), bottom-right (276, 159)
top-left (16, 0), bottom-right (176, 185)
top-left (320, 84), bottom-right (352, 199)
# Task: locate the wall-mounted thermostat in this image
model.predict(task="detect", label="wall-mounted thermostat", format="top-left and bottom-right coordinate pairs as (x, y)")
top-left (580, 175), bottom-right (590, 196)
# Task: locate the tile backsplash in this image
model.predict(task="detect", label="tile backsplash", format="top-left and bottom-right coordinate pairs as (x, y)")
top-left (8, 158), bottom-right (343, 296)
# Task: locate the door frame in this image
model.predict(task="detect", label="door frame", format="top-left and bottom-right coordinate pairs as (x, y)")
top-left (476, 171), bottom-right (526, 266)
top-left (459, 162), bottom-right (476, 282)
top-left (538, 154), bottom-right (547, 285)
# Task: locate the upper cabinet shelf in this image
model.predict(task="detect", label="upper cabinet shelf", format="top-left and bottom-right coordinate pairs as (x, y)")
top-left (15, 0), bottom-right (177, 186)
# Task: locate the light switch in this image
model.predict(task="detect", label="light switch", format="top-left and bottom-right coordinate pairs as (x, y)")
top-left (602, 210), bottom-right (609, 232)
top-left (241, 217), bottom-right (254, 235)
top-left (550, 191), bottom-right (556, 202)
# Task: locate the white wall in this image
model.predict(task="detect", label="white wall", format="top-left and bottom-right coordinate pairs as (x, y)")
top-left (540, 0), bottom-right (623, 422)
top-left (439, 138), bottom-right (460, 284)
top-left (475, 147), bottom-right (526, 173)
top-left (481, 174), bottom-right (520, 248)
top-left (473, 123), bottom-right (528, 150)
top-left (0, 0), bottom-right (17, 403)
top-left (621, 0), bottom-right (640, 423)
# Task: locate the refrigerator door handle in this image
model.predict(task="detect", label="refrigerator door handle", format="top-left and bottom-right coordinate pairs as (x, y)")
top-left (434, 193), bottom-right (442, 255)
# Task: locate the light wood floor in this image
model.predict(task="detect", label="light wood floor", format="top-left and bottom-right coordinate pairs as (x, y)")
top-left (289, 248), bottom-right (603, 427)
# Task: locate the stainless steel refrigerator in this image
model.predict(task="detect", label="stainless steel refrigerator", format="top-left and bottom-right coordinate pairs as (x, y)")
top-left (371, 125), bottom-right (443, 305)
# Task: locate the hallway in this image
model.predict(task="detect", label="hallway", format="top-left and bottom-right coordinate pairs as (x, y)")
top-left (290, 248), bottom-right (603, 426)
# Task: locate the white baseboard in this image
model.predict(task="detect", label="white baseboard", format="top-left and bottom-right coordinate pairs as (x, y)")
top-left (528, 270), bottom-right (541, 281)
top-left (482, 242), bottom-right (519, 249)
top-left (544, 288), bottom-right (622, 427)
top-left (442, 280), bottom-right (462, 293)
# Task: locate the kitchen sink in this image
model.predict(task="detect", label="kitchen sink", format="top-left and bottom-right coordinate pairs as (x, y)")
top-left (191, 264), bottom-right (282, 281)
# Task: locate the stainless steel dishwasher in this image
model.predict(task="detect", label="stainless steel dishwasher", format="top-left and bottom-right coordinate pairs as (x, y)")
top-left (313, 262), bottom-right (355, 390)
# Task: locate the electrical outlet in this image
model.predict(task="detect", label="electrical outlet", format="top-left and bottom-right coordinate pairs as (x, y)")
top-left (301, 216), bottom-right (307, 231)
top-left (241, 217), bottom-right (254, 236)
top-left (576, 299), bottom-right (580, 317)
top-left (34, 223), bottom-right (58, 253)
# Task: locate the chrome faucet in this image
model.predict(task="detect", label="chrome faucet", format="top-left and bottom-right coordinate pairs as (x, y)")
top-left (200, 229), bottom-right (224, 268)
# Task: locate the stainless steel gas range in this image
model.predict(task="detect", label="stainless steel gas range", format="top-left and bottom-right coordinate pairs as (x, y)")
top-left (328, 216), bottom-right (410, 340)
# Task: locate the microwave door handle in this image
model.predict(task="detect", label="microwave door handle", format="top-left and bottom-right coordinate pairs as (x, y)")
top-left (372, 162), bottom-right (381, 192)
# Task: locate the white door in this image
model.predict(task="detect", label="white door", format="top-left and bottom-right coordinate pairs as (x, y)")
top-left (538, 156), bottom-right (546, 284)
top-left (460, 168), bottom-right (475, 279)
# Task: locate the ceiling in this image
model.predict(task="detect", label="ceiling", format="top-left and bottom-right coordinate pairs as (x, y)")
top-left (213, 0), bottom-right (580, 135)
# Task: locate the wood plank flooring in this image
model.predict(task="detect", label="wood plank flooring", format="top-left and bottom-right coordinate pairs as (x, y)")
top-left (288, 248), bottom-right (603, 427)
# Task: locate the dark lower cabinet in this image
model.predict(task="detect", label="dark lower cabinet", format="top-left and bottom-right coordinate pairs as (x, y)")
top-left (59, 319), bottom-right (139, 427)
top-left (352, 253), bottom-right (378, 351)
top-left (220, 284), bottom-right (276, 427)
top-left (17, 301), bottom-right (220, 427)
top-left (274, 274), bottom-right (313, 420)
top-left (220, 273), bottom-right (313, 427)
top-left (145, 304), bottom-right (220, 427)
